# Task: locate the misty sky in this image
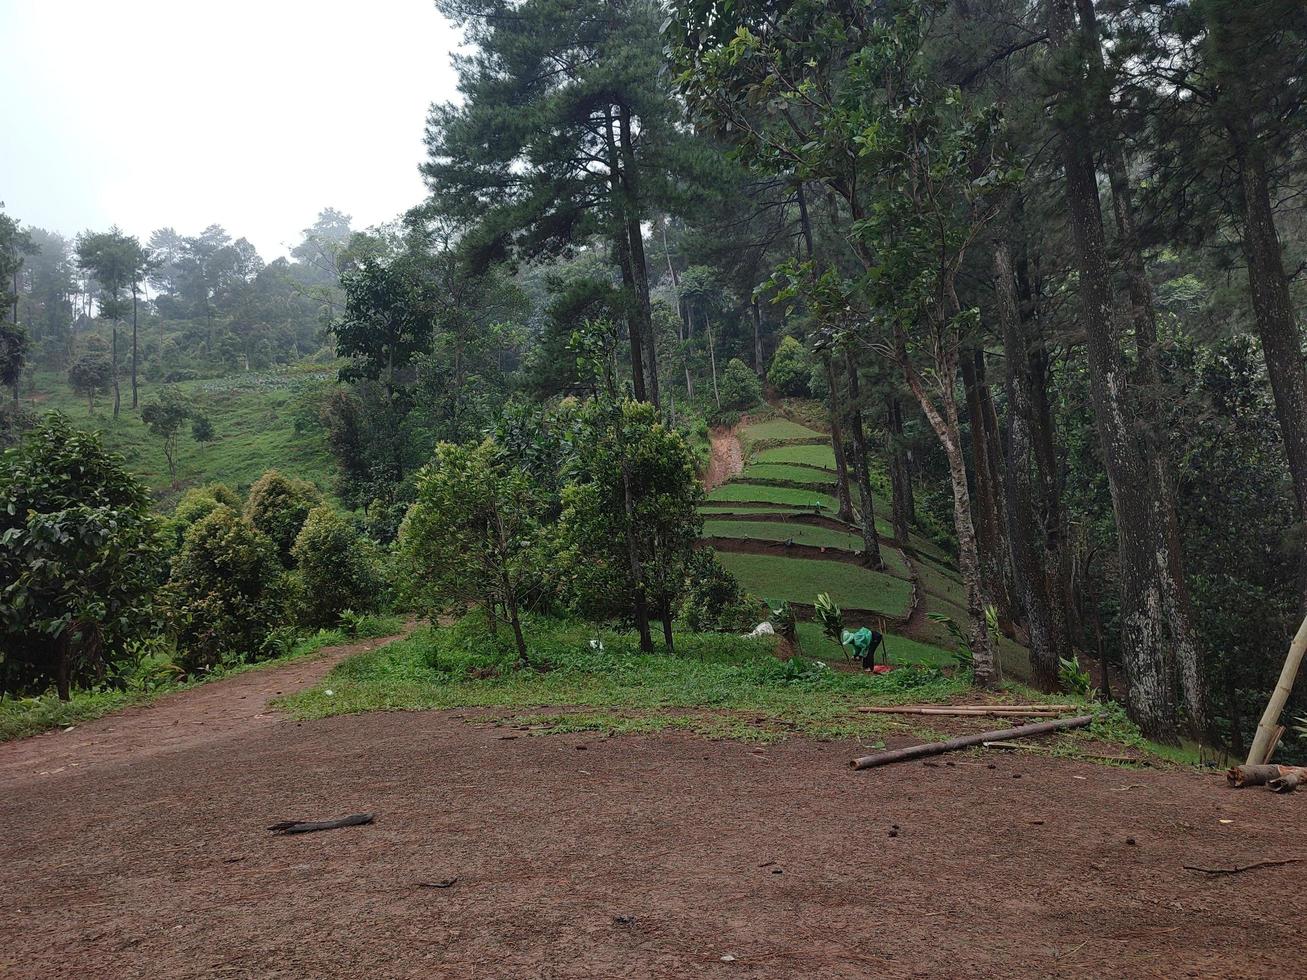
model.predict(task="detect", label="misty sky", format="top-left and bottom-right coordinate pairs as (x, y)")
top-left (0, 0), bottom-right (460, 258)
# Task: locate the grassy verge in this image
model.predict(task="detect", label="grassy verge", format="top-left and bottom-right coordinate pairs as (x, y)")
top-left (0, 613), bottom-right (406, 742)
top-left (280, 613), bottom-right (967, 743)
top-left (280, 612), bottom-right (1201, 766)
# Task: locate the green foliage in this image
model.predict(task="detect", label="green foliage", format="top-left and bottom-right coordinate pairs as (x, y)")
top-left (290, 505), bottom-right (381, 628)
top-left (767, 599), bottom-right (797, 642)
top-left (678, 548), bottom-right (759, 633)
top-left (767, 335), bottom-right (811, 397)
top-left (557, 397), bottom-right (703, 642)
top-left (926, 612), bottom-right (974, 668)
top-left (401, 438), bottom-right (547, 660)
top-left (717, 357), bottom-right (764, 412)
top-left (164, 483), bottom-right (241, 549)
top-left (0, 414), bottom-right (166, 698)
top-left (191, 414), bottom-right (214, 442)
top-left (244, 468), bottom-right (322, 565)
top-left (1059, 656), bottom-right (1093, 699)
top-left (168, 506), bottom-right (286, 675)
top-left (281, 612), bottom-right (966, 743)
top-left (67, 344), bottom-right (112, 412)
top-left (141, 388), bottom-right (197, 486)
top-left (814, 592), bottom-right (844, 650)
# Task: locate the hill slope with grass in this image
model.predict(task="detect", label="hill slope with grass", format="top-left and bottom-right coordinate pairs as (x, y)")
top-left (700, 412), bottom-right (1032, 679)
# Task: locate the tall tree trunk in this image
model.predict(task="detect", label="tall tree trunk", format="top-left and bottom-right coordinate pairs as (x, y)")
top-left (660, 221), bottom-right (694, 402)
top-left (704, 307), bottom-right (720, 409)
top-left (111, 319), bottom-right (120, 419)
top-left (752, 299), bottom-right (764, 378)
top-left (1048, 0), bottom-right (1178, 741)
top-left (1015, 238), bottom-right (1074, 662)
top-left (130, 283), bottom-right (139, 410)
top-left (961, 350), bottom-right (1012, 620)
top-left (618, 103), bottom-right (658, 408)
top-left (899, 338), bottom-right (999, 685)
top-left (824, 354), bottom-right (856, 523)
top-left (1082, 0), bottom-right (1209, 735)
top-left (844, 350), bottom-right (883, 570)
top-left (994, 236), bottom-right (1060, 690)
top-left (604, 109), bottom-right (646, 402)
top-left (621, 462), bottom-right (654, 653)
top-left (886, 395), bottom-right (914, 543)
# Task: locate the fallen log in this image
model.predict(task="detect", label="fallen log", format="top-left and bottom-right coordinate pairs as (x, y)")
top-left (857, 705), bottom-right (1072, 717)
top-left (850, 715), bottom-right (1094, 770)
top-left (1226, 764), bottom-right (1286, 788)
top-left (1269, 770), bottom-right (1307, 794)
top-left (268, 813), bottom-right (375, 835)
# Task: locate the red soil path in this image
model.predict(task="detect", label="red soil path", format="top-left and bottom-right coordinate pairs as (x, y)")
top-left (1, 645), bottom-right (1303, 978)
top-left (704, 421), bottom-right (745, 491)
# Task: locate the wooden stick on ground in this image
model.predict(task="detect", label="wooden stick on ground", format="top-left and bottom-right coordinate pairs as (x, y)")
top-left (267, 813), bottom-right (375, 835)
top-left (1247, 612), bottom-right (1307, 766)
top-left (1183, 858), bottom-right (1303, 875)
top-left (850, 715), bottom-right (1094, 771)
top-left (857, 705), bottom-right (1072, 717)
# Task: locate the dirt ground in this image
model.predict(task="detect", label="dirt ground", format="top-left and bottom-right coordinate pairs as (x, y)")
top-left (2, 646), bottom-right (1304, 979)
top-left (704, 422), bottom-right (745, 491)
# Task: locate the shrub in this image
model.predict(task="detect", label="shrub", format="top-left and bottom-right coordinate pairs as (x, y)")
top-left (169, 506), bottom-right (286, 675)
top-left (291, 505), bottom-right (381, 627)
top-left (164, 483), bottom-right (241, 550)
top-left (244, 469), bottom-right (322, 565)
top-left (679, 548), bottom-right (759, 633)
top-left (767, 335), bottom-right (811, 397)
top-left (0, 415), bottom-right (167, 699)
top-left (717, 357), bottom-right (764, 412)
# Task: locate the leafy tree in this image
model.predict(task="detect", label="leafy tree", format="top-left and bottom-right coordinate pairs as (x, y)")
top-left (191, 413), bottom-right (214, 442)
top-left (717, 357), bottom-right (764, 413)
top-left (140, 388), bottom-right (196, 487)
top-left (423, 0), bottom-right (711, 407)
top-left (0, 203), bottom-right (36, 401)
top-left (558, 397), bottom-right (703, 650)
top-left (243, 469), bottom-right (322, 565)
top-left (0, 415), bottom-right (165, 699)
top-left (679, 548), bottom-right (758, 633)
top-left (291, 505), bottom-right (381, 628)
top-left (767, 335), bottom-right (811, 397)
top-left (76, 227), bottom-right (145, 419)
top-left (164, 483), bottom-right (242, 550)
top-left (169, 506), bottom-right (285, 675)
top-left (401, 439), bottom-right (548, 663)
top-left (67, 341), bottom-right (112, 413)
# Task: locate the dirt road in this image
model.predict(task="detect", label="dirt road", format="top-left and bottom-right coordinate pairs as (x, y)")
top-left (1, 678), bottom-right (1301, 978)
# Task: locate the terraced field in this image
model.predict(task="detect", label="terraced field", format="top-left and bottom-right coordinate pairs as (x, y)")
top-left (702, 414), bottom-right (1031, 677)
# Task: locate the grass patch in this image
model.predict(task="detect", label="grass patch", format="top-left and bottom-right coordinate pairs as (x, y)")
top-left (716, 551), bottom-right (913, 615)
top-left (280, 613), bottom-right (967, 742)
top-left (0, 613), bottom-right (406, 742)
top-left (26, 369), bottom-right (337, 506)
top-left (705, 483), bottom-right (837, 511)
top-left (740, 418), bottom-right (825, 446)
top-left (739, 463), bottom-right (835, 486)
top-left (753, 444), bottom-right (837, 470)
top-left (703, 519), bottom-right (865, 551)
top-left (794, 622), bottom-right (958, 668)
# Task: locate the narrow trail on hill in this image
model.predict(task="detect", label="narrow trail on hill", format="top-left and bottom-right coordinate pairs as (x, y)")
top-left (703, 419), bottom-right (745, 490)
top-left (0, 627), bottom-right (413, 788)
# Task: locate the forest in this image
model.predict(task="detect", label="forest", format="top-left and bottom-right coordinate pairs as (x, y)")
top-left (2, 0), bottom-right (1306, 761)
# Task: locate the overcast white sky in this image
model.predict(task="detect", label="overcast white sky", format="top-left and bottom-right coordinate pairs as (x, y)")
top-left (0, 0), bottom-right (461, 258)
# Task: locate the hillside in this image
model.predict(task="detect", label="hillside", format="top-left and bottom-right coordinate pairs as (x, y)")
top-left (701, 414), bottom-right (1032, 677)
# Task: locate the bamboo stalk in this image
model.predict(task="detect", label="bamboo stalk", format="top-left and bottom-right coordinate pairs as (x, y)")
top-left (857, 705), bottom-right (1070, 717)
top-left (1247, 613), bottom-right (1307, 767)
top-left (850, 715), bottom-right (1094, 770)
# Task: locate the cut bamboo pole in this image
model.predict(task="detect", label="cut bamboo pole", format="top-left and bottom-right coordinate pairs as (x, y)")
top-left (857, 704), bottom-right (1072, 717)
top-left (850, 715), bottom-right (1094, 770)
top-left (1247, 613), bottom-right (1307, 766)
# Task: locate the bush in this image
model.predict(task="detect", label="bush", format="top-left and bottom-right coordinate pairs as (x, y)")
top-left (291, 505), bottom-right (382, 627)
top-left (717, 357), bottom-right (764, 412)
top-left (679, 549), bottom-right (760, 632)
top-left (244, 469), bottom-right (322, 565)
top-left (767, 335), bottom-right (811, 397)
top-left (164, 483), bottom-right (241, 550)
top-left (169, 506), bottom-right (286, 675)
top-left (0, 415), bottom-right (167, 699)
